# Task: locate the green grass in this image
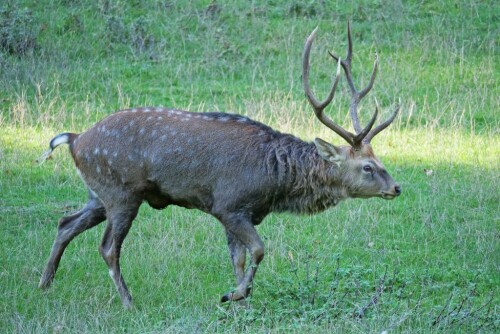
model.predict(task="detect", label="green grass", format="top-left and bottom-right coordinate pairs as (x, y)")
top-left (1, 0), bottom-right (499, 333)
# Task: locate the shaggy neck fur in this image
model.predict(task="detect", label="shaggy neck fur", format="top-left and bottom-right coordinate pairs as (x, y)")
top-left (264, 135), bottom-right (350, 214)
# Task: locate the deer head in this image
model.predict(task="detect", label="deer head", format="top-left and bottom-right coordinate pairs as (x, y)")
top-left (302, 22), bottom-right (401, 199)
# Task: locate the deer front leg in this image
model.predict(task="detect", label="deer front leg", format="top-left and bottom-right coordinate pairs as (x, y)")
top-left (221, 216), bottom-right (264, 302)
top-left (226, 231), bottom-right (246, 285)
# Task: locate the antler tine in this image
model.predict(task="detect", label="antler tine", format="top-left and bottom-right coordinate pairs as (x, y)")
top-left (303, 27), bottom-right (356, 146)
top-left (354, 102), bottom-right (379, 146)
top-left (365, 103), bottom-right (400, 143)
top-left (359, 53), bottom-right (378, 100)
top-left (328, 20), bottom-right (363, 134)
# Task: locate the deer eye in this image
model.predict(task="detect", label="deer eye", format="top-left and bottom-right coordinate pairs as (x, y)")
top-left (363, 165), bottom-right (373, 173)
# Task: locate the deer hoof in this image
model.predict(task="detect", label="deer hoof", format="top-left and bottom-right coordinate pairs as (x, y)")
top-left (221, 285), bottom-right (254, 303)
top-left (221, 291), bottom-right (244, 303)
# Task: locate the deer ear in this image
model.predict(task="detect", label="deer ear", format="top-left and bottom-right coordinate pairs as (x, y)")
top-left (314, 138), bottom-right (345, 165)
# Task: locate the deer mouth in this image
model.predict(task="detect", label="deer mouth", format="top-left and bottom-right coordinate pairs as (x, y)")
top-left (380, 192), bottom-right (397, 200)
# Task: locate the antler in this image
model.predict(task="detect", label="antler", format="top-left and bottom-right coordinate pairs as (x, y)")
top-left (329, 21), bottom-right (399, 146)
top-left (303, 22), bottom-right (399, 148)
top-left (303, 27), bottom-right (357, 147)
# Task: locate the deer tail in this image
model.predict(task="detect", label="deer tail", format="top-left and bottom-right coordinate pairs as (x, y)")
top-left (37, 132), bottom-right (78, 164)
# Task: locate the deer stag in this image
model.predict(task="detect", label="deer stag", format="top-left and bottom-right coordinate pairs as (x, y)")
top-left (39, 22), bottom-right (400, 308)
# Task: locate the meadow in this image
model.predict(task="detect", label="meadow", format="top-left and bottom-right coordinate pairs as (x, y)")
top-left (0, 0), bottom-right (498, 333)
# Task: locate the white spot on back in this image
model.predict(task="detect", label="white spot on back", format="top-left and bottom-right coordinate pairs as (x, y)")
top-left (131, 109), bottom-right (138, 113)
top-left (139, 128), bottom-right (145, 135)
top-left (103, 149), bottom-right (108, 155)
top-left (143, 108), bottom-right (151, 113)
top-left (93, 147), bottom-right (100, 155)
top-left (96, 166), bottom-right (101, 174)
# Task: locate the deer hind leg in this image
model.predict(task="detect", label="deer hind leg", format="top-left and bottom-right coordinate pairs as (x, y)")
top-left (221, 216), bottom-right (264, 302)
top-left (39, 196), bottom-right (106, 289)
top-left (99, 205), bottom-right (139, 309)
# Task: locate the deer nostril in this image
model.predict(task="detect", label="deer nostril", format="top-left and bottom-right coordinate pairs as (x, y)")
top-left (394, 185), bottom-right (401, 195)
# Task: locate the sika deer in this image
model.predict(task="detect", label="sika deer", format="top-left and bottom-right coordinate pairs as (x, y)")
top-left (39, 22), bottom-right (401, 308)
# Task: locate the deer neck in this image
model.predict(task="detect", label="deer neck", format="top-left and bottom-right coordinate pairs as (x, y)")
top-left (266, 138), bottom-right (349, 214)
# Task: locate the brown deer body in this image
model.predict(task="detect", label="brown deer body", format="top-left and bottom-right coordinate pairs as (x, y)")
top-left (39, 23), bottom-right (401, 308)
